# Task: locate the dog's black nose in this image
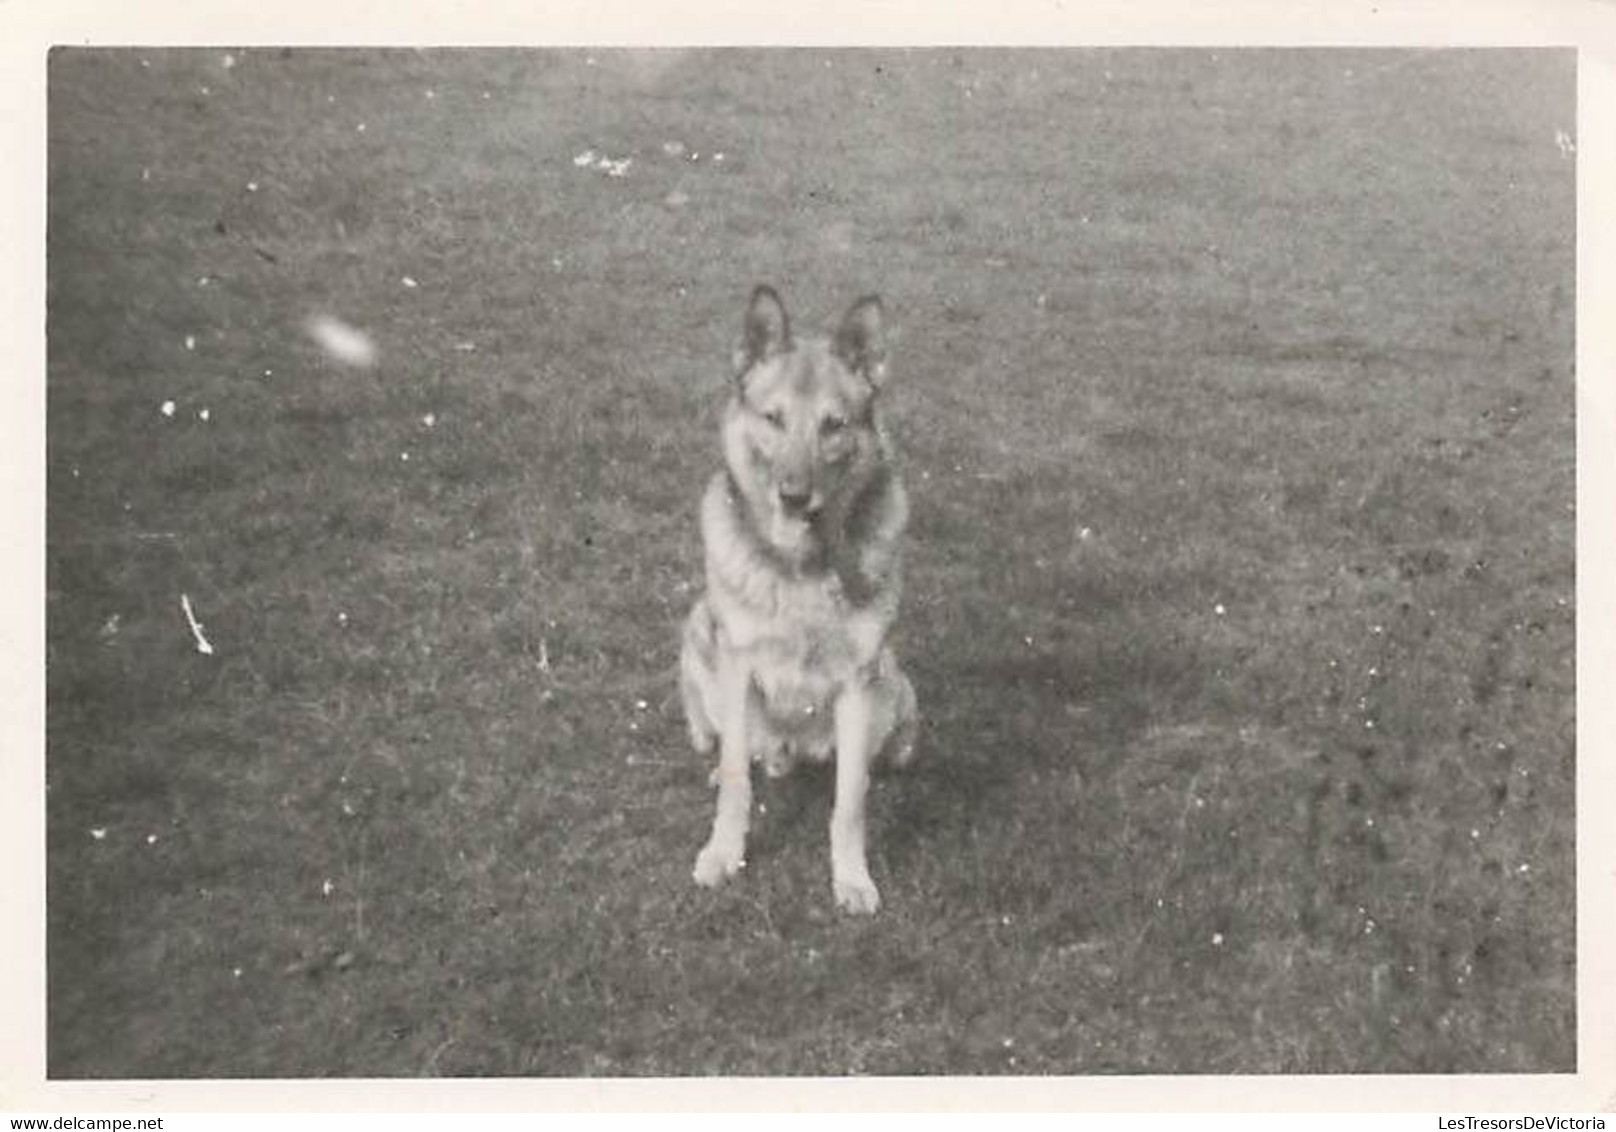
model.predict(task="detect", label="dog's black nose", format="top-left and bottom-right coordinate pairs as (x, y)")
top-left (778, 489), bottom-right (813, 517)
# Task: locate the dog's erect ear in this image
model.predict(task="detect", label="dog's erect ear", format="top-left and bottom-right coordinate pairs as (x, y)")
top-left (834, 295), bottom-right (888, 387)
top-left (738, 285), bottom-right (791, 372)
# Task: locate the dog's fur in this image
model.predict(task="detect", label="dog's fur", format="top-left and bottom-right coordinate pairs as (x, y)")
top-left (681, 286), bottom-right (917, 914)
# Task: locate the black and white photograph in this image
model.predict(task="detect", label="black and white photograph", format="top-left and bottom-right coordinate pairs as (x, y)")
top-left (8, 1), bottom-right (1615, 1111)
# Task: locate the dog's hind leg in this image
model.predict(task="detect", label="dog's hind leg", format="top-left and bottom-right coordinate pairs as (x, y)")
top-left (884, 666), bottom-right (919, 770)
top-left (870, 648), bottom-right (918, 771)
top-left (680, 599), bottom-right (720, 760)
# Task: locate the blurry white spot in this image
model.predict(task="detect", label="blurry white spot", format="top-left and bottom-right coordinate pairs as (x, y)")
top-left (425, 88), bottom-right (436, 99)
top-left (1212, 932), bottom-right (1224, 946)
top-left (222, 54), bottom-right (236, 69)
top-left (1365, 720), bottom-right (1376, 730)
top-left (198, 408), bottom-right (210, 422)
top-left (1368, 666), bottom-right (1379, 676)
top-left (232, 967), bottom-right (242, 978)
top-left (305, 314), bottom-right (378, 369)
top-left (1023, 635), bottom-right (1034, 646)
top-left (146, 833), bottom-right (159, 845)
top-left (713, 152), bottom-right (726, 163)
top-left (140, 58), bottom-right (150, 68)
top-left (1372, 624), bottom-right (1384, 635)
top-left (198, 276), bottom-right (210, 287)
top-left (1000, 915), bottom-right (1012, 926)
top-left (401, 275), bottom-right (419, 289)
top-left (180, 592), bottom-right (215, 656)
top-left (90, 828), bottom-right (107, 841)
top-left (1002, 1037), bottom-right (1014, 1048)
top-left (400, 452), bottom-right (410, 462)
top-left (1556, 129), bottom-right (1575, 156)
top-left (454, 341), bottom-right (477, 352)
top-left (537, 638), bottom-right (551, 672)
top-left (341, 801), bottom-right (355, 816)
top-left (1470, 828), bottom-right (1480, 839)
top-left (481, 91), bottom-right (491, 100)
top-left (1518, 863), bottom-right (1531, 874)
top-left (1193, 797), bottom-right (1205, 809)
top-left (263, 368), bottom-right (273, 377)
top-left (421, 413), bottom-right (436, 428)
top-left (321, 879), bottom-right (335, 897)
top-left (1214, 603), bottom-right (1226, 616)
top-left (327, 94), bottom-right (336, 103)
top-left (356, 122), bottom-right (367, 133)
top-left (246, 180), bottom-right (259, 192)
top-left (184, 335), bottom-right (196, 351)
top-left (141, 168), bottom-right (151, 182)
top-left (661, 140), bottom-right (686, 157)
top-left (337, 611), bottom-right (349, 626)
top-left (635, 699), bottom-right (649, 710)
top-left (160, 400), bottom-right (176, 417)
top-left (200, 85), bottom-right (210, 95)
top-left (603, 158), bottom-right (632, 177)
top-left (574, 150), bottom-right (598, 167)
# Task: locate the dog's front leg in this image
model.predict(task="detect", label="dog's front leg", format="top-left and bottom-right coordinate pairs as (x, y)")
top-left (830, 682), bottom-right (880, 914)
top-left (693, 655), bottom-right (752, 887)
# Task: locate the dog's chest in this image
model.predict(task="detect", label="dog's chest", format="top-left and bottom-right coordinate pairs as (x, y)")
top-left (726, 576), bottom-right (885, 724)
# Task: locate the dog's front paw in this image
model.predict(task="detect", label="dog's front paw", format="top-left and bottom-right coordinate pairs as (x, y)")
top-left (693, 839), bottom-right (746, 887)
top-left (833, 870), bottom-right (881, 915)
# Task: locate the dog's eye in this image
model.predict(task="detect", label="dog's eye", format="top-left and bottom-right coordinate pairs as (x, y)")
top-left (821, 414), bottom-right (848, 436)
top-left (762, 408), bottom-right (786, 430)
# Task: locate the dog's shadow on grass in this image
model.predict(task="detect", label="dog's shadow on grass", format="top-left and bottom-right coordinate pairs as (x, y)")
top-left (871, 622), bottom-right (1205, 870)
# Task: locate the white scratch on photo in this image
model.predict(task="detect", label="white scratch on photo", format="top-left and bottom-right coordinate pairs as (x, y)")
top-left (180, 593), bottom-right (215, 656)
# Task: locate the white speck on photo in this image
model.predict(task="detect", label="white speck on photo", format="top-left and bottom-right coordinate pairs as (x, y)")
top-left (305, 314), bottom-right (378, 369)
top-left (160, 400), bottom-right (176, 417)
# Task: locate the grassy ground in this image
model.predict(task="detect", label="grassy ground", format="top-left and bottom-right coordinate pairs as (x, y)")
top-left (45, 48), bottom-right (1575, 1077)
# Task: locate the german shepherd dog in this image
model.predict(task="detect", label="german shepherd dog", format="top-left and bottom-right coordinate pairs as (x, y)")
top-left (681, 286), bottom-right (917, 914)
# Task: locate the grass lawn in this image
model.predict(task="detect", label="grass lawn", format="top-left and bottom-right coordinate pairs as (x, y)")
top-left (45, 47), bottom-right (1574, 1076)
